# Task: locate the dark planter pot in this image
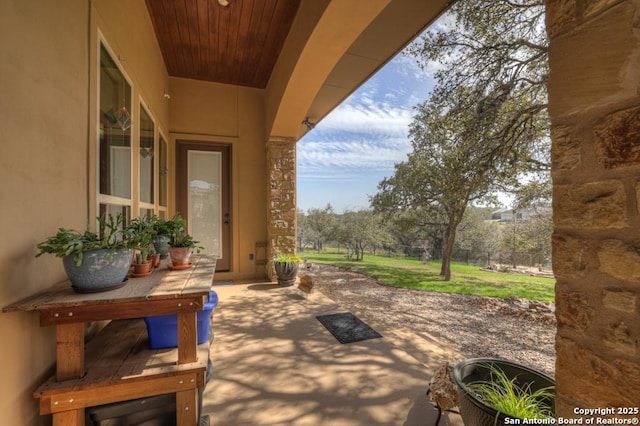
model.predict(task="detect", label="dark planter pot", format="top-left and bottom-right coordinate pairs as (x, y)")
top-left (63, 248), bottom-right (132, 293)
top-left (151, 234), bottom-right (171, 259)
top-left (274, 262), bottom-right (298, 286)
top-left (453, 358), bottom-right (555, 426)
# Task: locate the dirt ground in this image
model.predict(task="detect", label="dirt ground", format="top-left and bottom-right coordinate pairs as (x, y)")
top-left (301, 263), bottom-right (556, 377)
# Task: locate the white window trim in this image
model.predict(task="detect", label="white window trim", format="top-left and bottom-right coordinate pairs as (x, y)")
top-left (96, 35), bottom-right (134, 217)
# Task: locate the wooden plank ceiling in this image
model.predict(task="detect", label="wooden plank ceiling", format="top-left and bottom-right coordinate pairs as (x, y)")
top-left (145, 0), bottom-right (301, 88)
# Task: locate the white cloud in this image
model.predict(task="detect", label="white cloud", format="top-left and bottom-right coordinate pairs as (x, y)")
top-left (298, 94), bottom-right (414, 176)
top-left (297, 41), bottom-right (436, 210)
top-left (315, 102), bottom-right (412, 137)
top-left (298, 137), bottom-right (410, 173)
top-left (432, 10), bottom-right (456, 32)
top-left (392, 53), bottom-right (432, 81)
top-left (399, 9), bottom-right (458, 79)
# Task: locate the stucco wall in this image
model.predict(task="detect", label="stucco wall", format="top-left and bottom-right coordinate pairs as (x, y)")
top-left (0, 1), bottom-right (88, 424)
top-left (169, 77), bottom-right (268, 280)
top-left (0, 1), bottom-right (170, 424)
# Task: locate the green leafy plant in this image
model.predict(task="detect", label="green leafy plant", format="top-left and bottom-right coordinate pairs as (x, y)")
top-left (151, 213), bottom-right (203, 252)
top-left (127, 216), bottom-right (157, 264)
top-left (36, 213), bottom-right (133, 267)
top-left (170, 230), bottom-right (203, 252)
top-left (150, 214), bottom-right (185, 236)
top-left (466, 363), bottom-right (555, 420)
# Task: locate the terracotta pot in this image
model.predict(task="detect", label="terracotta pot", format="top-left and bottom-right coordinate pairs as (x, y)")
top-left (132, 261), bottom-right (153, 276)
top-left (169, 246), bottom-right (192, 266)
top-left (149, 253), bottom-right (161, 268)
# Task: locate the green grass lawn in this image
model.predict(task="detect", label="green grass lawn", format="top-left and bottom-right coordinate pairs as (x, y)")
top-left (300, 251), bottom-right (555, 302)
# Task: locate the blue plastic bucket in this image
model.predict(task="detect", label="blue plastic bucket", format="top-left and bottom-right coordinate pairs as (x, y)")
top-left (144, 291), bottom-right (219, 349)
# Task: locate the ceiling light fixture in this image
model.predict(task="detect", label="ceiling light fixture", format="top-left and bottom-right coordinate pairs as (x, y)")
top-left (302, 117), bottom-right (316, 130)
top-left (218, 0), bottom-right (229, 6)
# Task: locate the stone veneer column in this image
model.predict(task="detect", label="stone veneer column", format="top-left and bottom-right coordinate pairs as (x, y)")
top-left (266, 137), bottom-right (298, 267)
top-left (546, 0), bottom-right (640, 415)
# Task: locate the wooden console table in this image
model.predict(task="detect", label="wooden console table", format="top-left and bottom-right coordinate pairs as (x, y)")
top-left (3, 255), bottom-right (217, 426)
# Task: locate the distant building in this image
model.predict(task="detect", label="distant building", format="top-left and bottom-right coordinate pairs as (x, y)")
top-left (491, 207), bottom-right (549, 222)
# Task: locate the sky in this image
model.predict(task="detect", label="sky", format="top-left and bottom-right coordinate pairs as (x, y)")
top-left (296, 48), bottom-right (436, 213)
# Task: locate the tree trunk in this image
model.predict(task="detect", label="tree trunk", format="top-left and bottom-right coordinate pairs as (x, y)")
top-left (440, 220), bottom-right (460, 281)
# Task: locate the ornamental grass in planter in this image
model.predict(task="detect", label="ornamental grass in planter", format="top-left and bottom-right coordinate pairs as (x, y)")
top-left (269, 253), bottom-right (302, 286)
top-left (453, 358), bottom-right (555, 426)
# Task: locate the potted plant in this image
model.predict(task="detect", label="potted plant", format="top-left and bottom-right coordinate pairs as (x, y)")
top-left (127, 216), bottom-right (157, 277)
top-left (269, 252), bottom-right (302, 286)
top-left (149, 214), bottom-right (184, 259)
top-left (453, 358), bottom-right (555, 426)
top-left (35, 213), bottom-right (134, 293)
top-left (148, 245), bottom-right (161, 268)
top-left (168, 229), bottom-right (203, 270)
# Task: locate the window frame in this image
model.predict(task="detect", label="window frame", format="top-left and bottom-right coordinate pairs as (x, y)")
top-left (95, 35), bottom-right (169, 221)
top-left (157, 131), bottom-right (169, 218)
top-left (138, 99), bottom-right (156, 215)
top-left (97, 39), bottom-right (134, 218)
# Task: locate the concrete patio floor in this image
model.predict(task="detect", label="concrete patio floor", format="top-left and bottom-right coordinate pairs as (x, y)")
top-left (202, 281), bottom-right (465, 426)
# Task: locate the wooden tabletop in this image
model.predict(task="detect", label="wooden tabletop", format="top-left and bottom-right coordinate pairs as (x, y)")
top-left (3, 255), bottom-right (216, 314)
top-left (3, 255), bottom-right (217, 327)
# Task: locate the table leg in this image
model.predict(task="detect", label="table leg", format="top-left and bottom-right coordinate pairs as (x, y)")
top-left (176, 388), bottom-right (198, 425)
top-left (177, 312), bottom-right (197, 364)
top-left (53, 409), bottom-right (84, 426)
top-left (56, 323), bottom-right (85, 381)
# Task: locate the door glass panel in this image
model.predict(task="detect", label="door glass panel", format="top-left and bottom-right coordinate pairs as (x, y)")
top-left (159, 135), bottom-right (168, 207)
top-left (99, 44), bottom-right (131, 199)
top-left (139, 105), bottom-right (154, 204)
top-left (188, 151), bottom-right (221, 257)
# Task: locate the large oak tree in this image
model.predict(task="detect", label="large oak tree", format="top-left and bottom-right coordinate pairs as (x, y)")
top-left (372, 0), bottom-right (549, 280)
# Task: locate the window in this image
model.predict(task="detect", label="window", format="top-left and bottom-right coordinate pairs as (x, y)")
top-left (158, 134), bottom-right (168, 217)
top-left (97, 40), bottom-right (168, 220)
top-left (99, 43), bottom-right (132, 216)
top-left (139, 104), bottom-right (154, 208)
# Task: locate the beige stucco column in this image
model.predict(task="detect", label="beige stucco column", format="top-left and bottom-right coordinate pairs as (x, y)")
top-left (546, 0), bottom-right (640, 414)
top-left (266, 137), bottom-right (298, 269)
